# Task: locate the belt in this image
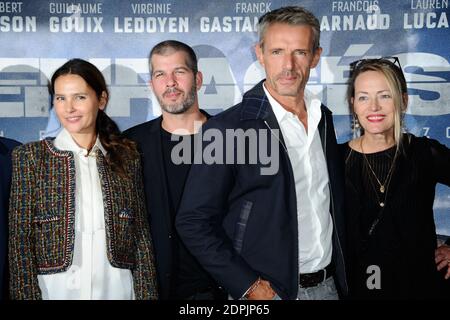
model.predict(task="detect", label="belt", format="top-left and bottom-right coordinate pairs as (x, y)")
top-left (299, 264), bottom-right (334, 288)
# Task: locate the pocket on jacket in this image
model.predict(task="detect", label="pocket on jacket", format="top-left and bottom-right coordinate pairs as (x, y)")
top-left (112, 207), bottom-right (136, 266)
top-left (33, 209), bottom-right (61, 224)
top-left (33, 216), bottom-right (60, 224)
top-left (32, 213), bottom-right (65, 271)
top-left (233, 200), bottom-right (253, 254)
top-left (118, 208), bottom-right (134, 220)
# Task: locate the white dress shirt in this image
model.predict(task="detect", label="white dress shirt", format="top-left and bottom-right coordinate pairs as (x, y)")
top-left (263, 85), bottom-right (333, 274)
top-left (37, 128), bottom-right (135, 300)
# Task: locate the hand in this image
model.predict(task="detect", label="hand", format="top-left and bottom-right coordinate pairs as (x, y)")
top-left (246, 279), bottom-right (276, 300)
top-left (435, 244), bottom-right (450, 280)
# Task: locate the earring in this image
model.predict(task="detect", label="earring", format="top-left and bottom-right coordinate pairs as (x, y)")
top-left (352, 115), bottom-right (361, 138)
top-left (352, 115), bottom-right (360, 130)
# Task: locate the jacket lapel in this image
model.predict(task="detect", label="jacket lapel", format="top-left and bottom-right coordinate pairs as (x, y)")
top-left (145, 117), bottom-right (173, 234)
top-left (239, 81), bottom-right (297, 224)
top-left (239, 80), bottom-right (287, 148)
top-left (142, 112), bottom-right (212, 235)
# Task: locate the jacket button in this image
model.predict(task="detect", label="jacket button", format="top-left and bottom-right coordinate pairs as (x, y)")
top-left (168, 234), bottom-right (172, 239)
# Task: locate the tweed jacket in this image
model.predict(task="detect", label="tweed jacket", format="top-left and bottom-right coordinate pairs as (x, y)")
top-left (9, 139), bottom-right (158, 300)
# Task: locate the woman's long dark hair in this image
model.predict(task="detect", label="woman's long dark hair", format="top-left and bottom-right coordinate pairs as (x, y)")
top-left (50, 58), bottom-right (138, 177)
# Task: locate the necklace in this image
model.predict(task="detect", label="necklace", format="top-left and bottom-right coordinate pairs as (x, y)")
top-left (360, 138), bottom-right (397, 207)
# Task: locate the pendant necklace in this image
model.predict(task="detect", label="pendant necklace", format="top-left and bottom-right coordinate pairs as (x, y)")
top-left (360, 138), bottom-right (397, 208)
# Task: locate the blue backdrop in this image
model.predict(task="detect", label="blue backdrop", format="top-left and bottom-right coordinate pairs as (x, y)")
top-left (0, 0), bottom-right (449, 234)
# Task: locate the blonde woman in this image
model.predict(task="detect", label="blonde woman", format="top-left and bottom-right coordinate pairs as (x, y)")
top-left (342, 57), bottom-right (450, 299)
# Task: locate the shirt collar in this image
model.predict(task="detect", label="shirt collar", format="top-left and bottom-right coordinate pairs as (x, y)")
top-left (54, 128), bottom-right (106, 157)
top-left (262, 83), bottom-right (322, 124)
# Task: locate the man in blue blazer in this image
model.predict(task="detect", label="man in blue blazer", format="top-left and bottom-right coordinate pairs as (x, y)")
top-left (176, 6), bottom-right (348, 300)
top-left (0, 137), bottom-right (21, 299)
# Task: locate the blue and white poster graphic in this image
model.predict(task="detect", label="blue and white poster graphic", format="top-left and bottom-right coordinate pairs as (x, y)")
top-left (0, 0), bottom-right (449, 235)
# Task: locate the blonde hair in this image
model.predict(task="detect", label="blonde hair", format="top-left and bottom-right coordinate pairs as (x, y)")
top-left (347, 59), bottom-right (408, 147)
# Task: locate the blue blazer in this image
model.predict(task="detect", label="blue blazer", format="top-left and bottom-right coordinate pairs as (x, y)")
top-left (176, 81), bottom-right (348, 299)
top-left (0, 137), bottom-right (21, 300)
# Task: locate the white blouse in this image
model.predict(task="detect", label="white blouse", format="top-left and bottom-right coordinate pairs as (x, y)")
top-left (37, 128), bottom-right (135, 300)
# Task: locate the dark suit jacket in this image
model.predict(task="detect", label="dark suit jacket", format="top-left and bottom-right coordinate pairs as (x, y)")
top-left (123, 111), bottom-right (211, 299)
top-left (0, 137), bottom-right (21, 300)
top-left (175, 81), bottom-right (348, 300)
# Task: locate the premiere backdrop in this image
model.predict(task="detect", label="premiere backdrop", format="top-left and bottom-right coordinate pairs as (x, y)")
top-left (0, 0), bottom-right (449, 234)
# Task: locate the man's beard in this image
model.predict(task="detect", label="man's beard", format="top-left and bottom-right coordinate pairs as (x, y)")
top-left (157, 84), bottom-right (197, 115)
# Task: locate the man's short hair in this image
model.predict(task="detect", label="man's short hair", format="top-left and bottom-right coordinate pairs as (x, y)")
top-left (149, 40), bottom-right (198, 77)
top-left (258, 6), bottom-right (320, 52)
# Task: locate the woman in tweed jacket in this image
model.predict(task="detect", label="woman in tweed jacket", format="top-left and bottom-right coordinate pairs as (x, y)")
top-left (9, 59), bottom-right (158, 300)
